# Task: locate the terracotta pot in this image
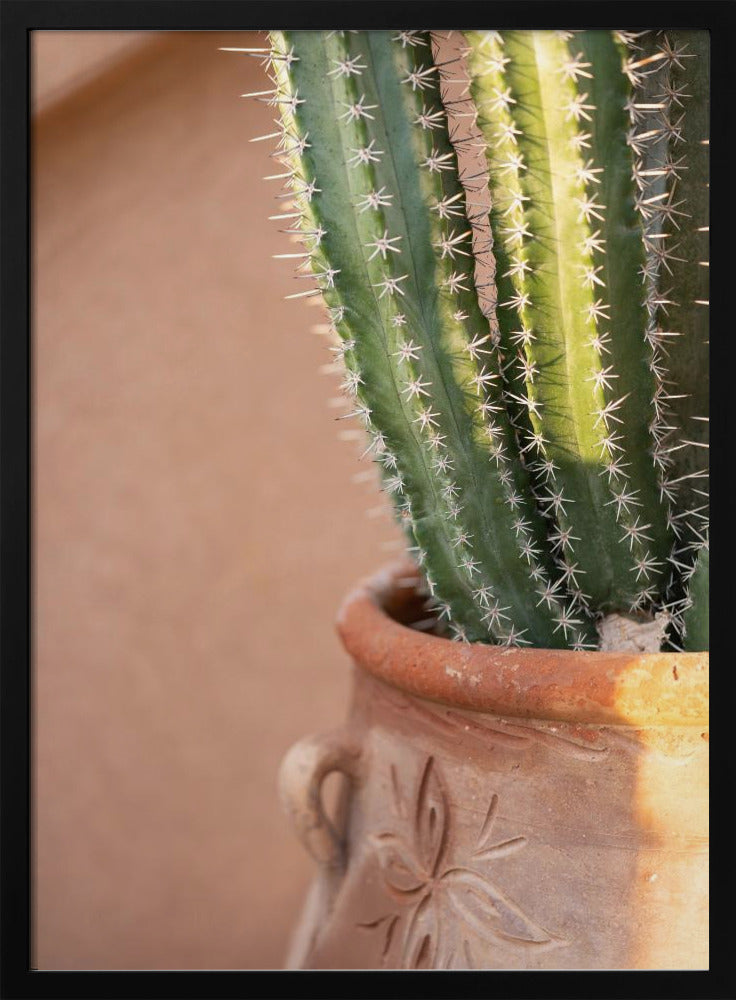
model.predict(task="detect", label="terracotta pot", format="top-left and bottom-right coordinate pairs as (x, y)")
top-left (279, 563), bottom-right (709, 970)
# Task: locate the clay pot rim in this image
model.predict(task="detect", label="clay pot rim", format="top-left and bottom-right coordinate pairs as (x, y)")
top-left (335, 561), bottom-right (709, 728)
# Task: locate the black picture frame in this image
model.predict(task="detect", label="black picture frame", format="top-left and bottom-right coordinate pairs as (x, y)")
top-left (2, 3), bottom-right (733, 998)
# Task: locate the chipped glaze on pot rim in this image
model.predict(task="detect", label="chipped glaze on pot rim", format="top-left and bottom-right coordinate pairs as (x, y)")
top-left (335, 562), bottom-right (709, 728)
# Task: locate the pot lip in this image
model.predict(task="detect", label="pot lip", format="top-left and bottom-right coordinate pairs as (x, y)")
top-left (335, 561), bottom-right (709, 728)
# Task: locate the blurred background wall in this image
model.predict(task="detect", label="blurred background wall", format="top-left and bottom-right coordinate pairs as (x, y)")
top-left (33, 30), bottom-right (402, 970)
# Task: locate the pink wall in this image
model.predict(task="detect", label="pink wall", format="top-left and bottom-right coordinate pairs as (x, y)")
top-left (33, 30), bottom-right (402, 969)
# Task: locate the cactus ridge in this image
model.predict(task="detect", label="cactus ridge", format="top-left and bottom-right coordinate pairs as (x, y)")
top-left (255, 28), bottom-right (708, 651)
top-left (621, 30), bottom-right (710, 649)
top-left (467, 29), bottom-right (678, 620)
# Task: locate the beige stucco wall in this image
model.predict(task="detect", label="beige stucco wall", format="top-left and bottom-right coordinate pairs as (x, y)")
top-left (33, 30), bottom-right (401, 970)
top-left (32, 31), bottom-right (163, 113)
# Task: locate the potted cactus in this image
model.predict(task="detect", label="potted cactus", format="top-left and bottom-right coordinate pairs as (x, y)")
top-left (247, 28), bottom-right (709, 969)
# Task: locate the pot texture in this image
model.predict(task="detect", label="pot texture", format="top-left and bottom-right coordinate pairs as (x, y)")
top-left (279, 563), bottom-right (709, 970)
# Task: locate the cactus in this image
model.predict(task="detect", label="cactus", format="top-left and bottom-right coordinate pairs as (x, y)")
top-left (249, 28), bottom-right (708, 652)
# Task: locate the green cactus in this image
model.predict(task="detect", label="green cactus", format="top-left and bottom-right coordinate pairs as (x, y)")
top-left (251, 28), bottom-right (708, 651)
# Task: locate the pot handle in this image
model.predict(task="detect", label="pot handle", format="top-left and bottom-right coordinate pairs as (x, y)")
top-left (278, 731), bottom-right (363, 869)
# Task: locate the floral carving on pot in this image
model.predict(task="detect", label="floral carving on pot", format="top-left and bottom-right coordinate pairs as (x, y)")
top-left (359, 755), bottom-right (566, 969)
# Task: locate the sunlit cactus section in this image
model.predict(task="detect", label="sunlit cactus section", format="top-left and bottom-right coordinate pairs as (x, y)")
top-left (462, 27), bottom-right (707, 650)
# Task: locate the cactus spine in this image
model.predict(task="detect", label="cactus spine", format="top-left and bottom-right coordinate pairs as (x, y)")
top-left (257, 29), bottom-right (708, 651)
